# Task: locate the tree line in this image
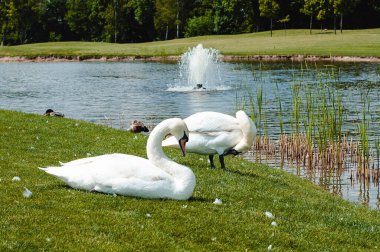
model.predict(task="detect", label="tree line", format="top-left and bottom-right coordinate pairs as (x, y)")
top-left (1, 0), bottom-right (379, 45)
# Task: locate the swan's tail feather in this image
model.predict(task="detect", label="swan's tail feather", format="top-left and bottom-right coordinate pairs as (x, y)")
top-left (39, 166), bottom-right (63, 176)
top-left (39, 166), bottom-right (86, 189)
top-left (234, 111), bottom-right (257, 153)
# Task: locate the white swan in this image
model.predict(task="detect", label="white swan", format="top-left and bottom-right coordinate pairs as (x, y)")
top-left (40, 118), bottom-right (196, 200)
top-left (162, 111), bottom-right (257, 169)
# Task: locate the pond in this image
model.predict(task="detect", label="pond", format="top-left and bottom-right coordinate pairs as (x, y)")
top-left (1, 60), bottom-right (380, 209)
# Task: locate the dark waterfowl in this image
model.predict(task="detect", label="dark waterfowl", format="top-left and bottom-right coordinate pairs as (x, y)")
top-left (44, 109), bottom-right (64, 117)
top-left (128, 120), bottom-right (149, 133)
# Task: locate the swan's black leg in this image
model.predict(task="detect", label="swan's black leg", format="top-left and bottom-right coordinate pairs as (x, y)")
top-left (219, 155), bottom-right (225, 169)
top-left (209, 155), bottom-right (216, 169)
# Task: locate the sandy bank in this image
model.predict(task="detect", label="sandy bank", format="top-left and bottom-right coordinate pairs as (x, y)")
top-left (0, 55), bottom-right (380, 63)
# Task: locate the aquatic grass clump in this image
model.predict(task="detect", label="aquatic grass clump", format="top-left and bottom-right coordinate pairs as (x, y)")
top-left (357, 93), bottom-right (371, 179)
top-left (236, 62), bottom-right (380, 207)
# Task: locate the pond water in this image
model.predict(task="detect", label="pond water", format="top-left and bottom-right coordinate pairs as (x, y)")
top-left (1, 60), bottom-right (380, 209)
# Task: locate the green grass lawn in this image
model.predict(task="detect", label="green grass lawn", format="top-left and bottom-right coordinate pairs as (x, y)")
top-left (0, 29), bottom-right (380, 58)
top-left (1, 109), bottom-right (380, 251)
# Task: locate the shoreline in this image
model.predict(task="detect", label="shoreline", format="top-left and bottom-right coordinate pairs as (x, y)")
top-left (1, 55), bottom-right (380, 63)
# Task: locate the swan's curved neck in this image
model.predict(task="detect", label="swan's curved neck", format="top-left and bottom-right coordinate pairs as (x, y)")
top-left (147, 121), bottom-right (172, 165)
top-left (146, 119), bottom-right (195, 200)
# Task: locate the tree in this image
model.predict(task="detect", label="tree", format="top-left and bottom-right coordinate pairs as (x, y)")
top-left (315, 0), bottom-right (332, 31)
top-left (154, 0), bottom-right (177, 40)
top-left (330, 0), bottom-right (359, 34)
top-left (0, 0), bottom-right (8, 45)
top-left (259, 0), bottom-right (280, 37)
top-left (103, 2), bottom-right (115, 42)
top-left (278, 14), bottom-right (290, 34)
top-left (66, 0), bottom-right (91, 40)
top-left (125, 0), bottom-right (155, 41)
top-left (184, 12), bottom-right (214, 37)
top-left (44, 0), bottom-right (68, 41)
top-left (112, 0), bottom-right (154, 43)
top-left (0, 0), bottom-right (46, 44)
top-left (301, 0), bottom-right (318, 34)
top-left (213, 0), bottom-right (255, 34)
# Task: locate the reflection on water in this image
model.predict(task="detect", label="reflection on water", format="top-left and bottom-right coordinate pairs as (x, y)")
top-left (0, 62), bottom-right (238, 125)
top-left (0, 61), bottom-right (380, 209)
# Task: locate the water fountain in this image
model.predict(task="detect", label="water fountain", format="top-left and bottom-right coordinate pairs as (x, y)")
top-left (169, 44), bottom-right (227, 91)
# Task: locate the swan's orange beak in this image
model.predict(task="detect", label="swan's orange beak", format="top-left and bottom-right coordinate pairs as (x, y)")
top-left (179, 132), bottom-right (188, 156)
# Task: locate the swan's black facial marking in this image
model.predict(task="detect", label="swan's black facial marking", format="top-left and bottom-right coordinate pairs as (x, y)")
top-left (178, 131), bottom-right (189, 156)
top-left (183, 131), bottom-right (189, 142)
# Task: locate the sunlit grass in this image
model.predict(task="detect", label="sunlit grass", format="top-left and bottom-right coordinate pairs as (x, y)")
top-left (1, 109), bottom-right (380, 251)
top-left (0, 29), bottom-right (380, 58)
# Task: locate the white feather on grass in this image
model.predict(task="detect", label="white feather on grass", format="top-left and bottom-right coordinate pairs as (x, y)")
top-left (12, 176), bottom-right (21, 181)
top-left (265, 211), bottom-right (274, 219)
top-left (213, 198), bottom-right (222, 205)
top-left (23, 187), bottom-right (32, 198)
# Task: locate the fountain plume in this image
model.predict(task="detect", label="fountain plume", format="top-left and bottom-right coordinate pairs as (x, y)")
top-left (179, 44), bottom-right (221, 89)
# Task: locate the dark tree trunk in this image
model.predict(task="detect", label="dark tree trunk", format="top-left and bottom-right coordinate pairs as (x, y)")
top-left (270, 18), bottom-right (273, 37)
top-left (176, 0), bottom-right (179, 38)
top-left (309, 15), bottom-right (313, 34)
top-left (334, 14), bottom-right (336, 35)
top-left (114, 0), bottom-right (117, 43)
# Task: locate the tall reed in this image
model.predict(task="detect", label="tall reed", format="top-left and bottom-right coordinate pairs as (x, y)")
top-left (357, 93), bottom-right (371, 179)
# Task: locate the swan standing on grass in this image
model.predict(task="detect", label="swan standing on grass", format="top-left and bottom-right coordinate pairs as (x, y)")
top-left (40, 118), bottom-right (196, 200)
top-left (162, 111), bottom-right (257, 169)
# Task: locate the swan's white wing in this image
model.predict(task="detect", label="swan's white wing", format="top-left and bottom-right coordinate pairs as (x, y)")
top-left (199, 130), bottom-right (242, 155)
top-left (94, 177), bottom-right (174, 199)
top-left (163, 131), bottom-right (242, 155)
top-left (184, 112), bottom-right (240, 132)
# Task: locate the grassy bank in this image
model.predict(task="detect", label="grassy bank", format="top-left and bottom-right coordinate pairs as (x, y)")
top-left (1, 109), bottom-right (380, 251)
top-left (0, 29), bottom-right (380, 59)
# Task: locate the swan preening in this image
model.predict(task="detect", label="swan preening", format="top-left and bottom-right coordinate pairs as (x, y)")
top-left (162, 111), bottom-right (257, 169)
top-left (40, 118), bottom-right (196, 200)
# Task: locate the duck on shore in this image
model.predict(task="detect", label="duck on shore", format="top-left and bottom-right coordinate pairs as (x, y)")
top-left (128, 120), bottom-right (149, 133)
top-left (44, 109), bottom-right (64, 117)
